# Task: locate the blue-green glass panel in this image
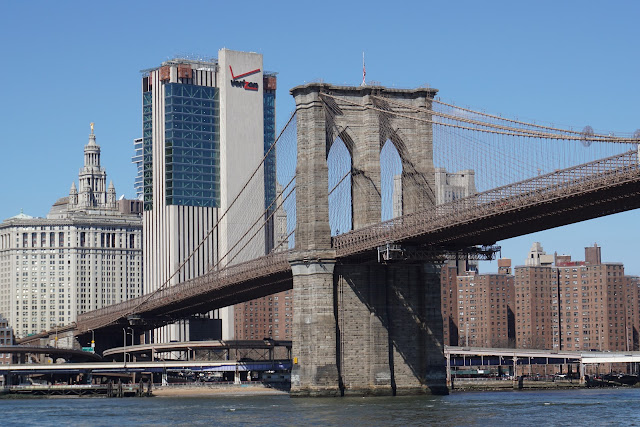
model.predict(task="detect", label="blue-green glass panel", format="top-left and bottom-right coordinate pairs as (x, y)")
top-left (263, 91), bottom-right (277, 210)
top-left (142, 91), bottom-right (153, 211)
top-left (164, 83), bottom-right (220, 208)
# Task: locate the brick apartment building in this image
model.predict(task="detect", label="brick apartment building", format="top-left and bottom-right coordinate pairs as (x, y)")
top-left (234, 290), bottom-right (293, 340)
top-left (442, 243), bottom-right (640, 352)
top-left (442, 260), bottom-right (514, 347)
top-left (514, 261), bottom-right (560, 349)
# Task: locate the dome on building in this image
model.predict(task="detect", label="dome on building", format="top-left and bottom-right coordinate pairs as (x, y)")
top-left (5, 209), bottom-right (34, 221)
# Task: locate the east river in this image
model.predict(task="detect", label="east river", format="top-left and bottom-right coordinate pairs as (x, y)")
top-left (2, 388), bottom-right (640, 426)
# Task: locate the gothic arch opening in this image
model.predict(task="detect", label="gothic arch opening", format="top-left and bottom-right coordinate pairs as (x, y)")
top-left (327, 137), bottom-right (352, 236)
top-left (380, 140), bottom-right (403, 221)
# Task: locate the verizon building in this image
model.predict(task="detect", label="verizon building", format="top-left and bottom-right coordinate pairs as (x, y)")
top-left (141, 49), bottom-right (277, 342)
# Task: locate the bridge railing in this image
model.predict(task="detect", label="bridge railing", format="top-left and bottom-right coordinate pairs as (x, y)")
top-left (333, 150), bottom-right (639, 256)
top-left (78, 150), bottom-right (640, 331)
top-left (77, 250), bottom-right (293, 332)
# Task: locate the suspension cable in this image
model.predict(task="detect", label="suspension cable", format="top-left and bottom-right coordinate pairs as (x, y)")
top-left (124, 110), bottom-right (298, 316)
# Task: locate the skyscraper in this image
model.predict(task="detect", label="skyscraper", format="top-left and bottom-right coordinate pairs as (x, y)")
top-left (141, 50), bottom-right (276, 342)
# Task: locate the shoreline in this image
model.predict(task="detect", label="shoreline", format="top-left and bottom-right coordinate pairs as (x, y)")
top-left (1, 381), bottom-right (633, 398)
top-left (150, 380), bottom-right (594, 397)
top-left (151, 384), bottom-right (289, 397)
top-left (450, 380), bottom-right (584, 392)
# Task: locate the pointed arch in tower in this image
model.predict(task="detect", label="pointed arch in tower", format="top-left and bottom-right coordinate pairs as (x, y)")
top-left (327, 136), bottom-right (352, 236)
top-left (380, 140), bottom-right (402, 221)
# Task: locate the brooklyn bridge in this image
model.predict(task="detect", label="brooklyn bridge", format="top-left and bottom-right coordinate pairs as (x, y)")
top-left (24, 83), bottom-right (640, 396)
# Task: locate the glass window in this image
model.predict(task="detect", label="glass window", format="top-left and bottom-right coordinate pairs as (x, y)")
top-left (164, 83), bottom-right (220, 208)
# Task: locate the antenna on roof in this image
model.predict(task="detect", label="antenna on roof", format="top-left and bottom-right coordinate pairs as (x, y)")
top-left (361, 52), bottom-right (366, 87)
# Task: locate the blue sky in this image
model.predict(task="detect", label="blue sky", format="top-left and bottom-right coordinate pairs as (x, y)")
top-left (1, 1), bottom-right (639, 272)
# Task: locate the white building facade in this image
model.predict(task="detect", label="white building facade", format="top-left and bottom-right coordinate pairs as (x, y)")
top-left (0, 128), bottom-right (142, 338)
top-left (434, 168), bottom-right (476, 205)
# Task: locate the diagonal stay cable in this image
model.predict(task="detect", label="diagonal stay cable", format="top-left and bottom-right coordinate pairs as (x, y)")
top-left (225, 179), bottom-right (297, 267)
top-left (210, 175), bottom-right (296, 272)
top-left (121, 110), bottom-right (298, 318)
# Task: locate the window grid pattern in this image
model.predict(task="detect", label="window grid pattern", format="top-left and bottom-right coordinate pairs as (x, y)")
top-left (164, 83), bottom-right (220, 207)
top-left (263, 91), bottom-right (277, 210)
top-left (142, 91), bottom-right (153, 211)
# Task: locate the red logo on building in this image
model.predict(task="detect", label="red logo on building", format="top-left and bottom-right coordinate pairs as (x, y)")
top-left (229, 66), bottom-right (260, 91)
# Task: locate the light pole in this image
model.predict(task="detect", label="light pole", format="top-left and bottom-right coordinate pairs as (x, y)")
top-left (263, 337), bottom-right (275, 372)
top-left (123, 327), bottom-right (134, 364)
top-left (89, 329), bottom-right (95, 353)
top-left (123, 328), bottom-right (127, 365)
top-left (54, 324), bottom-right (58, 348)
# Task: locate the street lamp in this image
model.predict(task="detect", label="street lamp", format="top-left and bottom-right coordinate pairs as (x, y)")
top-left (263, 337), bottom-right (275, 372)
top-left (123, 327), bottom-right (134, 364)
top-left (123, 328), bottom-right (127, 365)
top-left (88, 329), bottom-right (95, 353)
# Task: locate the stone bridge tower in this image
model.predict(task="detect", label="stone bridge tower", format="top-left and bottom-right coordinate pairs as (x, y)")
top-left (289, 83), bottom-right (447, 396)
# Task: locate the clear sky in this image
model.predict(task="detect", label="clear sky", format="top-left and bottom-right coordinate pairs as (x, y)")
top-left (1, 1), bottom-right (638, 272)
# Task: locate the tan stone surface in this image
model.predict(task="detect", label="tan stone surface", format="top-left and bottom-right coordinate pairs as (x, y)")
top-left (152, 385), bottom-right (287, 397)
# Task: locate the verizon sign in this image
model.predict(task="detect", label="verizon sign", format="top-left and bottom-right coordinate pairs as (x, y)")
top-left (229, 66), bottom-right (260, 91)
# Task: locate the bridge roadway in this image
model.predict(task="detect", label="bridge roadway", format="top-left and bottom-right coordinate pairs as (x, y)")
top-left (4, 345), bottom-right (635, 378)
top-left (0, 360), bottom-right (291, 376)
top-left (101, 339), bottom-right (292, 360)
top-left (0, 345), bottom-right (102, 362)
top-left (70, 149), bottom-right (640, 335)
top-left (445, 346), bottom-right (640, 365)
top-left (445, 346), bottom-right (640, 385)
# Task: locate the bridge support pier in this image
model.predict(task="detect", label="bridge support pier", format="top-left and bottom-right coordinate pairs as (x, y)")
top-left (289, 83), bottom-right (445, 396)
top-left (334, 262), bottom-right (447, 396)
top-left (289, 251), bottom-right (341, 397)
top-left (289, 254), bottom-right (447, 396)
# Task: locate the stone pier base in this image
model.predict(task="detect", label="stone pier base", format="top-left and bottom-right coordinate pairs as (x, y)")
top-left (290, 254), bottom-right (447, 397)
top-left (289, 250), bottom-right (341, 397)
top-left (335, 262), bottom-right (447, 396)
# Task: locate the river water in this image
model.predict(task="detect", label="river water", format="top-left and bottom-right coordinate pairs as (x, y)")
top-left (2, 388), bottom-right (639, 426)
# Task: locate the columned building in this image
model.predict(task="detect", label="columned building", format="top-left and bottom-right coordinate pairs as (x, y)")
top-left (141, 50), bottom-right (277, 342)
top-left (0, 126), bottom-right (142, 338)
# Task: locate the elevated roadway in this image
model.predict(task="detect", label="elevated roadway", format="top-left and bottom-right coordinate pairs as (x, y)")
top-left (446, 346), bottom-right (640, 365)
top-left (102, 339), bottom-right (292, 360)
top-left (0, 360), bottom-right (291, 375)
top-left (71, 150), bottom-right (640, 335)
top-left (0, 345), bottom-right (101, 362)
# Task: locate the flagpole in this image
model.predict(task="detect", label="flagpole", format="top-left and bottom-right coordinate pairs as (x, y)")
top-left (361, 52), bottom-right (366, 86)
